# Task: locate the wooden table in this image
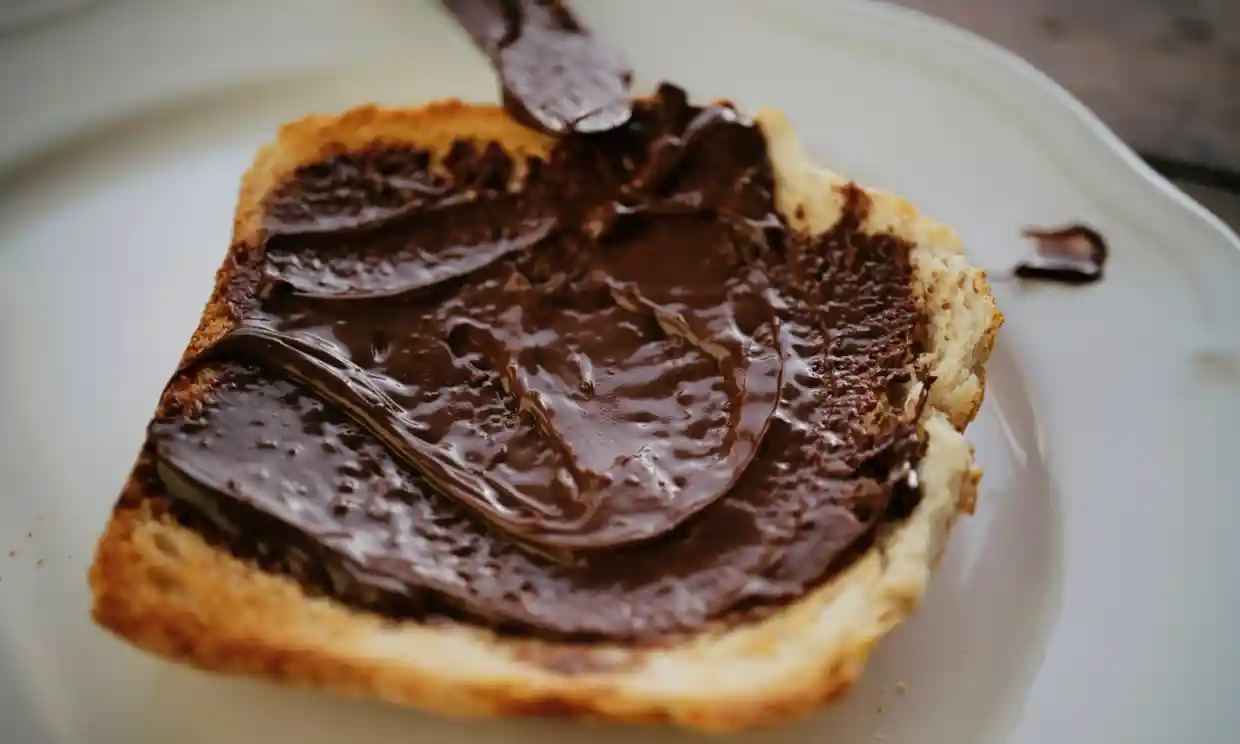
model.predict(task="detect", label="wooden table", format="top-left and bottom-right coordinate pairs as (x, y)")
top-left (891, 0), bottom-right (1240, 229)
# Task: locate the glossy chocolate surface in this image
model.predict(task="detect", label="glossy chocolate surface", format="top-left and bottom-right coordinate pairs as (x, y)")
top-left (151, 86), bottom-right (925, 640)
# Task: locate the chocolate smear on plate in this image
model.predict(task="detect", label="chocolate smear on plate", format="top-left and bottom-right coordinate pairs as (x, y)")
top-left (1014, 224), bottom-right (1109, 285)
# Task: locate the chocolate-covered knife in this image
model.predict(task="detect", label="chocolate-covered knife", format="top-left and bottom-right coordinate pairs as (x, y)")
top-left (443, 0), bottom-right (633, 135)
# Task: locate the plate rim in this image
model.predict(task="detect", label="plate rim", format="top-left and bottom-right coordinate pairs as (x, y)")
top-left (0, 0), bottom-right (1235, 264)
top-left (764, 0), bottom-right (1240, 254)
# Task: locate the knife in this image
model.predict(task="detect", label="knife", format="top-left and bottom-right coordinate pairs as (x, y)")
top-left (442, 0), bottom-right (633, 135)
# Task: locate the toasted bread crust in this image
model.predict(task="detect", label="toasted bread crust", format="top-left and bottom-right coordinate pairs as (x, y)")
top-left (89, 100), bottom-right (1002, 733)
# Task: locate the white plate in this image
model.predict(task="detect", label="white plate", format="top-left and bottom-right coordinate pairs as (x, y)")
top-left (2, 1), bottom-right (1238, 742)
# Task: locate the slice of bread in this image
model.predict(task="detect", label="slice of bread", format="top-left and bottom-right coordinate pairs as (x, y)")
top-left (89, 98), bottom-right (1001, 733)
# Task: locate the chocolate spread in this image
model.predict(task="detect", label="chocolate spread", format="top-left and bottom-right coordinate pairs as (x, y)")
top-left (1014, 224), bottom-right (1109, 284)
top-left (443, 0), bottom-right (632, 135)
top-left (149, 85), bottom-right (925, 641)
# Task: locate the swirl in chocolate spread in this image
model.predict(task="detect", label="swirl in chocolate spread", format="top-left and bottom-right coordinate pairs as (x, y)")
top-left (1014, 224), bottom-right (1109, 285)
top-left (150, 85), bottom-right (925, 641)
top-left (443, 0), bottom-right (632, 135)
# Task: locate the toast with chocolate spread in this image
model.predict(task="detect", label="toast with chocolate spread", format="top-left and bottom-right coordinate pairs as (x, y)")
top-left (89, 86), bottom-right (1001, 733)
